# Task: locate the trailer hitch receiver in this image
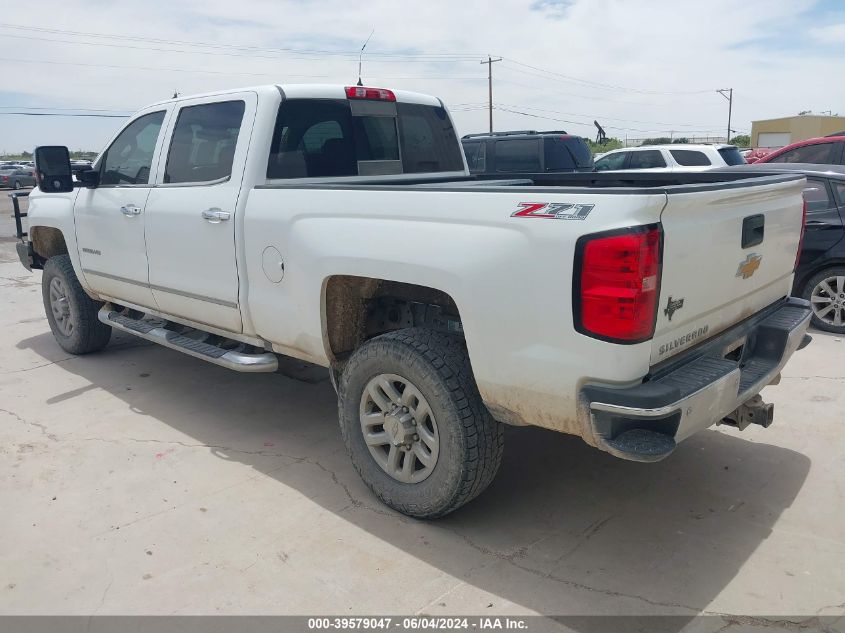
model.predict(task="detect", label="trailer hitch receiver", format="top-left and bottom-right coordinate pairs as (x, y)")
top-left (720, 395), bottom-right (774, 431)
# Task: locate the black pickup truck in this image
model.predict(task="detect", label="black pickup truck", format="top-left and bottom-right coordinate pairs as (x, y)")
top-left (461, 130), bottom-right (595, 182)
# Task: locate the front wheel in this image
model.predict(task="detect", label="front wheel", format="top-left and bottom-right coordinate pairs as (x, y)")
top-left (802, 267), bottom-right (845, 334)
top-left (42, 255), bottom-right (112, 354)
top-left (338, 328), bottom-right (503, 518)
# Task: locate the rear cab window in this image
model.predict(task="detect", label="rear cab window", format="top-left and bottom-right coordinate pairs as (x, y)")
top-left (267, 98), bottom-right (463, 179)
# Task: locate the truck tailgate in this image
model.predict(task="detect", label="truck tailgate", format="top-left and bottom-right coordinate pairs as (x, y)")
top-left (652, 176), bottom-right (806, 365)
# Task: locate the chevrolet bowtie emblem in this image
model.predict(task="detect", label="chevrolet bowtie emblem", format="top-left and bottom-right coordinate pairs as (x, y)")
top-left (736, 253), bottom-right (762, 279)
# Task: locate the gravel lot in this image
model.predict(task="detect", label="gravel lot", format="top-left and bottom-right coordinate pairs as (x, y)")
top-left (1, 191), bottom-right (843, 627)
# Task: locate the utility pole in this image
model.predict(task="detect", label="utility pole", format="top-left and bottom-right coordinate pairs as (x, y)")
top-left (717, 88), bottom-right (733, 143)
top-left (481, 55), bottom-right (502, 133)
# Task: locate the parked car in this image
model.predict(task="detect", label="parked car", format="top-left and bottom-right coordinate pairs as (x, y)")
top-left (461, 130), bottom-right (594, 181)
top-left (754, 136), bottom-right (845, 165)
top-left (715, 163), bottom-right (845, 333)
top-left (595, 144), bottom-right (746, 172)
top-left (0, 167), bottom-right (36, 189)
top-left (744, 148), bottom-right (772, 164)
top-left (18, 84), bottom-right (811, 517)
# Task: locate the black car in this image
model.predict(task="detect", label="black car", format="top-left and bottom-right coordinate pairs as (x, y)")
top-left (716, 163), bottom-right (845, 333)
top-left (461, 130), bottom-right (594, 181)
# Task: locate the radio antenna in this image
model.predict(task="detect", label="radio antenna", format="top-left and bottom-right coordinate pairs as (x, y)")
top-left (357, 29), bottom-right (375, 86)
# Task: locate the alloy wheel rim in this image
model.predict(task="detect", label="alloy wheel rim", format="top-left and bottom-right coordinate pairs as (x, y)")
top-left (49, 277), bottom-right (73, 336)
top-left (810, 275), bottom-right (845, 328)
top-left (359, 373), bottom-right (439, 484)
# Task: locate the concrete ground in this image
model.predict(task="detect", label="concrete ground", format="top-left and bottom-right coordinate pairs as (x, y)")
top-left (1, 192), bottom-right (843, 625)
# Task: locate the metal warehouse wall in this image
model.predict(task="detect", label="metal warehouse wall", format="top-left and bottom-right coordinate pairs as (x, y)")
top-left (751, 115), bottom-right (845, 148)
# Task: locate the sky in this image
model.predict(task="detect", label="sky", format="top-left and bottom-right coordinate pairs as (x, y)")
top-left (1, 0), bottom-right (844, 154)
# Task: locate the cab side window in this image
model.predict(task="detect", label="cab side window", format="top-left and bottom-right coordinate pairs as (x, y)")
top-left (595, 151), bottom-right (628, 171)
top-left (628, 150), bottom-right (666, 169)
top-left (803, 179), bottom-right (836, 214)
top-left (164, 100), bottom-right (246, 184)
top-left (100, 111), bottom-right (165, 185)
top-left (769, 143), bottom-right (834, 164)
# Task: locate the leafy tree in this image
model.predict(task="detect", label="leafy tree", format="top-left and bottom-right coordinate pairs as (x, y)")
top-left (729, 134), bottom-right (751, 148)
top-left (584, 137), bottom-right (623, 155)
top-left (640, 137), bottom-right (672, 146)
top-left (671, 137), bottom-right (690, 144)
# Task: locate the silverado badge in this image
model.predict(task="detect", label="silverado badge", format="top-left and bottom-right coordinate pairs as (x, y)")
top-left (663, 296), bottom-right (684, 321)
top-left (736, 253), bottom-right (762, 279)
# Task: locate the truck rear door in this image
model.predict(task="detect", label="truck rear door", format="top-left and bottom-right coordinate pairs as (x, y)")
top-left (144, 92), bottom-right (257, 333)
top-left (651, 175), bottom-right (806, 365)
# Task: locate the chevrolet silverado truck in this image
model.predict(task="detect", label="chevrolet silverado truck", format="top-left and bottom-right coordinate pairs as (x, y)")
top-left (16, 84), bottom-right (812, 518)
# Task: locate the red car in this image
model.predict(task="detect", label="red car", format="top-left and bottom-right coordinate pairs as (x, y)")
top-left (754, 134), bottom-right (845, 165)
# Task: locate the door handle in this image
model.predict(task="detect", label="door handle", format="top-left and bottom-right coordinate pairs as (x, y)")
top-left (120, 204), bottom-right (141, 216)
top-left (201, 208), bottom-right (231, 223)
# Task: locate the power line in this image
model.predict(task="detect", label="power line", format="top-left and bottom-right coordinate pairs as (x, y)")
top-left (0, 56), bottom-right (328, 77)
top-left (0, 23), bottom-right (482, 62)
top-left (0, 31), bottom-right (482, 66)
top-left (494, 102), bottom-right (726, 130)
top-left (500, 58), bottom-right (714, 95)
top-left (494, 105), bottom-right (738, 135)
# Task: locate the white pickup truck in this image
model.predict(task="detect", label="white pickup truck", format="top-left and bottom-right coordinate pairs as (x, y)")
top-left (17, 84), bottom-right (812, 517)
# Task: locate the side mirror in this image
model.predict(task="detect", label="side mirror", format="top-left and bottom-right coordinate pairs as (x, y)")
top-left (34, 146), bottom-right (73, 193)
top-left (79, 168), bottom-right (100, 189)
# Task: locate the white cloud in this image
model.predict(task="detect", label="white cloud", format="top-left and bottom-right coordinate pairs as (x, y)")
top-left (808, 22), bottom-right (845, 43)
top-left (0, 0), bottom-right (840, 152)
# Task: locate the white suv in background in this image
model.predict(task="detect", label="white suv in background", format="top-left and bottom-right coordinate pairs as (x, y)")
top-left (595, 144), bottom-right (746, 172)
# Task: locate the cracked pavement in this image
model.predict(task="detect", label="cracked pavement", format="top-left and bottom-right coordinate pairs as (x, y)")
top-left (0, 201), bottom-right (843, 629)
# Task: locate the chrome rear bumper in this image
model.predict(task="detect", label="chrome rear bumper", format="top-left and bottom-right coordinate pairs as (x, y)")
top-left (583, 297), bottom-right (812, 462)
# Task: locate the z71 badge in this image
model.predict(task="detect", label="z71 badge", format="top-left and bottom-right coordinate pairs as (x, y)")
top-left (512, 202), bottom-right (594, 220)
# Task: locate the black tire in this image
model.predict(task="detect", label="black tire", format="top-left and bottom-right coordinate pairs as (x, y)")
top-left (13, 180), bottom-right (21, 190)
top-left (42, 255), bottom-right (112, 354)
top-left (801, 266), bottom-right (845, 334)
top-left (339, 328), bottom-right (504, 518)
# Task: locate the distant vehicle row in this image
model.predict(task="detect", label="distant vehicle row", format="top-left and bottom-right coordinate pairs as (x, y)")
top-left (0, 166), bottom-right (36, 189)
top-left (594, 144), bottom-right (746, 172)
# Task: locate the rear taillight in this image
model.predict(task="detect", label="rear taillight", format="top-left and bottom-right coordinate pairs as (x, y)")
top-left (1, 176), bottom-right (7, 182)
top-left (345, 86), bottom-right (396, 102)
top-left (794, 199), bottom-right (807, 271)
top-left (575, 225), bottom-right (662, 343)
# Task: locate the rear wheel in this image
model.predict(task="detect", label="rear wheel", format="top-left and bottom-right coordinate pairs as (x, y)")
top-left (802, 267), bottom-right (845, 333)
top-left (338, 328), bottom-right (503, 518)
top-left (12, 180), bottom-right (21, 190)
top-left (42, 255), bottom-right (112, 354)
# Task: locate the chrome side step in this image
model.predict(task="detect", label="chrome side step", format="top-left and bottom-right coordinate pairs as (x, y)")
top-left (98, 307), bottom-right (278, 373)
